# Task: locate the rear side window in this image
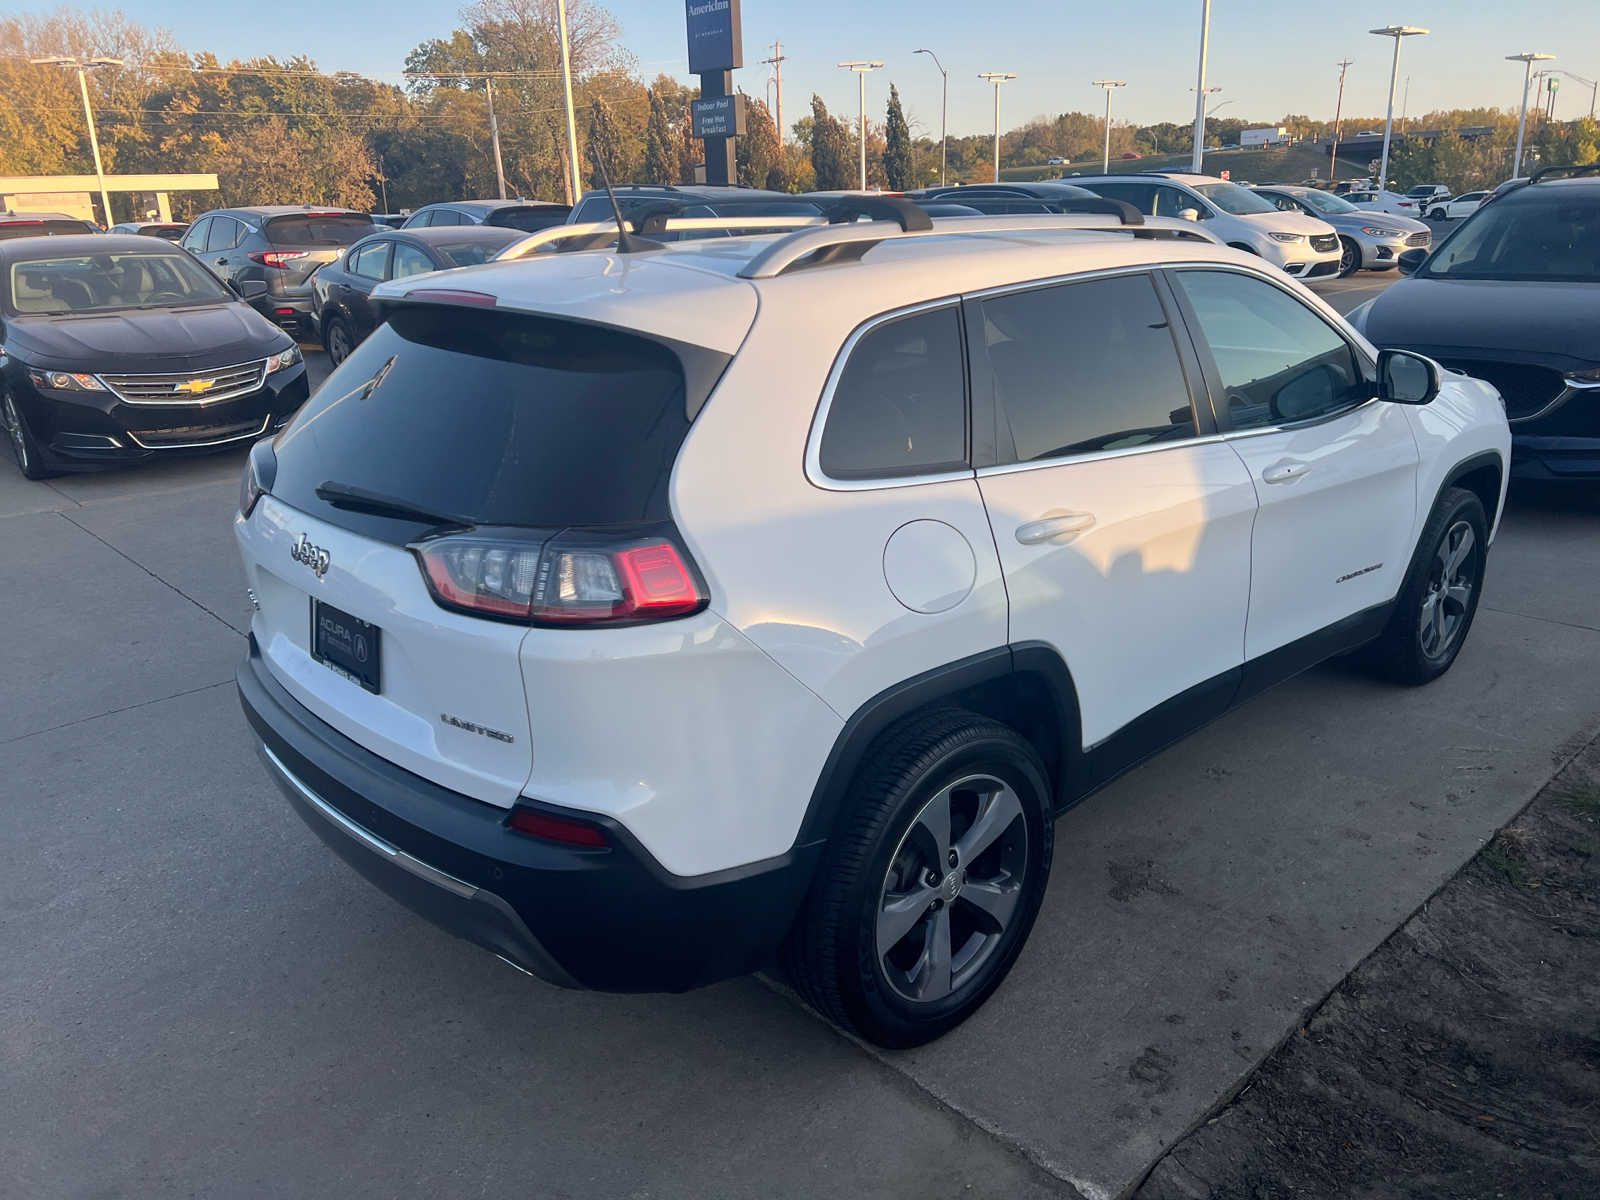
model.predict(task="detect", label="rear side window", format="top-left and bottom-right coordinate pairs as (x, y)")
top-left (348, 241), bottom-right (390, 279)
top-left (270, 307), bottom-right (707, 540)
top-left (818, 306), bottom-right (967, 481)
top-left (205, 217), bottom-right (239, 252)
top-left (979, 273), bottom-right (1196, 463)
top-left (264, 214), bottom-right (377, 246)
top-left (485, 207), bottom-right (570, 232)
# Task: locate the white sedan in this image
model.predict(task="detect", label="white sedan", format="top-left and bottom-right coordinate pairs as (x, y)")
top-left (1342, 188), bottom-right (1424, 216)
top-left (1424, 191), bottom-right (1489, 220)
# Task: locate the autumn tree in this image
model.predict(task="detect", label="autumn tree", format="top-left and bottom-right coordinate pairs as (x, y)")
top-left (808, 95), bottom-right (852, 190)
top-left (882, 84), bottom-right (912, 190)
top-left (736, 95), bottom-right (782, 189)
top-left (586, 95), bottom-right (622, 187)
top-left (643, 87), bottom-right (675, 183)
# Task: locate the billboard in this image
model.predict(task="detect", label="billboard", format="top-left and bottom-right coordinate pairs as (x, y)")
top-left (686, 0), bottom-right (741, 74)
top-left (691, 94), bottom-right (746, 139)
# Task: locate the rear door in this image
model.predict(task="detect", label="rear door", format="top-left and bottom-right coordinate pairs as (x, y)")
top-left (342, 239), bottom-right (392, 339)
top-left (1167, 267), bottom-right (1419, 660)
top-left (970, 270), bottom-right (1257, 752)
top-left (236, 303), bottom-right (718, 806)
top-left (262, 213), bottom-right (379, 294)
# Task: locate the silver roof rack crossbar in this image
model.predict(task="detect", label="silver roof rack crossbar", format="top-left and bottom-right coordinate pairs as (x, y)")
top-left (736, 214), bottom-right (1217, 279)
top-left (495, 216), bottom-right (828, 262)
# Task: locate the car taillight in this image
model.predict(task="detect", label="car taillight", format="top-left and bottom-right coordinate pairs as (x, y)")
top-left (507, 806), bottom-right (608, 848)
top-left (410, 527), bottom-right (708, 627)
top-left (248, 250), bottom-right (310, 268)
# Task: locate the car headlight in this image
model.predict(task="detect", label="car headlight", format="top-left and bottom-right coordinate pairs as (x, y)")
top-left (1267, 232), bottom-right (1305, 243)
top-left (1565, 366), bottom-right (1600, 389)
top-left (26, 368), bottom-right (104, 392)
top-left (1360, 226), bottom-right (1404, 238)
top-left (264, 346), bottom-right (302, 374)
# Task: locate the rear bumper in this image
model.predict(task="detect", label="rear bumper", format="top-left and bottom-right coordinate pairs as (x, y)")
top-left (237, 641), bottom-right (822, 992)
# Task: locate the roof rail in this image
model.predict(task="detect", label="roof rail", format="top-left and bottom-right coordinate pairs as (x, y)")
top-left (493, 215), bottom-right (827, 261)
top-left (826, 195), bottom-right (932, 231)
top-left (737, 213), bottom-right (1214, 279)
top-left (1528, 164), bottom-right (1600, 184)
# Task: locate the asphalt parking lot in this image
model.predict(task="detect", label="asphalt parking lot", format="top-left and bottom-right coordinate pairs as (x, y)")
top-left (5, 267), bottom-right (1598, 1200)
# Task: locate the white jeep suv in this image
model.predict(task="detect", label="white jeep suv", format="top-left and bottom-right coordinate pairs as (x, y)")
top-left (235, 202), bottom-right (1510, 1047)
top-left (1074, 172), bottom-right (1344, 280)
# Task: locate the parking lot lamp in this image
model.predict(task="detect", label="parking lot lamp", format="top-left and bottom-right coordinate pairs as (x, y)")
top-left (913, 49), bottom-right (949, 186)
top-left (1189, 0), bottom-right (1211, 173)
top-left (29, 55), bottom-right (122, 226)
top-left (838, 61), bottom-right (884, 190)
top-left (978, 72), bottom-right (1016, 182)
top-left (1191, 85), bottom-right (1221, 169)
top-left (1369, 26), bottom-right (1428, 193)
top-left (1092, 80), bottom-right (1126, 172)
top-left (1507, 52), bottom-right (1556, 177)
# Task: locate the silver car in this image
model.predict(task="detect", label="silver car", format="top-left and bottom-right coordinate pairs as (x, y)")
top-left (1254, 185), bottom-right (1432, 276)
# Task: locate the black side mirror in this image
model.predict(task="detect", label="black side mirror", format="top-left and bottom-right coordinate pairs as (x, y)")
top-left (1377, 348), bottom-right (1439, 405)
top-left (236, 279), bottom-right (268, 301)
top-left (1396, 247), bottom-right (1427, 276)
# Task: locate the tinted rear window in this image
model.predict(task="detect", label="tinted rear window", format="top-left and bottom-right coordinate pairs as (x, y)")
top-left (485, 207), bottom-right (571, 232)
top-left (437, 239), bottom-right (516, 266)
top-left (270, 307), bottom-right (695, 539)
top-left (263, 214), bottom-right (378, 246)
top-left (0, 220), bottom-right (96, 239)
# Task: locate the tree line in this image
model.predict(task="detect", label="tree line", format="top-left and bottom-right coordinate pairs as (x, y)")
top-left (1, 5), bottom-right (1594, 220)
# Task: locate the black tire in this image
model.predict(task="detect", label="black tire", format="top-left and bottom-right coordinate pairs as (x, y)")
top-left (1337, 236), bottom-right (1361, 277)
top-left (2, 389), bottom-right (57, 480)
top-left (1429, 207), bottom-right (1447, 221)
top-left (1365, 487), bottom-right (1489, 685)
top-left (324, 315), bottom-right (355, 367)
top-left (784, 708), bottom-right (1053, 1048)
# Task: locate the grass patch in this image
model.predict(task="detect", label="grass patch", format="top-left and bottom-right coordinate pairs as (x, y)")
top-left (1475, 828), bottom-right (1535, 888)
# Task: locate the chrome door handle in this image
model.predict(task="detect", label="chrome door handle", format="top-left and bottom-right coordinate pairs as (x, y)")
top-left (1015, 513), bottom-right (1095, 545)
top-left (1261, 461), bottom-right (1309, 484)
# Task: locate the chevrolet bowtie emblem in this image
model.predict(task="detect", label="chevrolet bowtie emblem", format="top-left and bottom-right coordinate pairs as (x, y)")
top-left (174, 377), bottom-right (216, 395)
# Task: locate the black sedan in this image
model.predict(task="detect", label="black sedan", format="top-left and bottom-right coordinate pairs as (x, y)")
top-left (310, 225), bottom-right (525, 365)
top-left (0, 235), bottom-right (308, 479)
top-left (1350, 170), bottom-right (1600, 480)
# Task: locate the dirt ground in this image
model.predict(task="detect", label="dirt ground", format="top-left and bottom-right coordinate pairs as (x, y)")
top-left (1134, 731), bottom-right (1600, 1200)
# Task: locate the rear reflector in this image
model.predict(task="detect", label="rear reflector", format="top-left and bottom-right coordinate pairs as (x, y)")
top-left (507, 807), bottom-right (608, 848)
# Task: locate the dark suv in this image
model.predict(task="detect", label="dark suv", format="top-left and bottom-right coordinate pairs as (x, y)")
top-left (180, 206), bottom-right (378, 337)
top-left (907, 181), bottom-right (1102, 214)
top-left (565, 186), bottom-right (823, 239)
top-left (401, 200), bottom-right (571, 233)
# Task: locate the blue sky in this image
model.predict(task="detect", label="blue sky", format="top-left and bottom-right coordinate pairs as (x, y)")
top-left (106, 1), bottom-right (1598, 137)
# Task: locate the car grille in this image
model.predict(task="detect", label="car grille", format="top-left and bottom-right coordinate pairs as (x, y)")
top-left (99, 360), bottom-right (268, 406)
top-left (1311, 234), bottom-right (1338, 253)
top-left (1406, 231), bottom-right (1430, 248)
top-left (125, 414), bottom-right (271, 449)
top-left (1437, 359), bottom-right (1566, 421)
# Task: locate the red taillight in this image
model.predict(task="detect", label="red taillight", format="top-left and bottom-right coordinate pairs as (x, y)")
top-left (249, 250), bottom-right (310, 268)
top-left (507, 806), bottom-right (608, 848)
top-left (411, 529), bottom-right (707, 627)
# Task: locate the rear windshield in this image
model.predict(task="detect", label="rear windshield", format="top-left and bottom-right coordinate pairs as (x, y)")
top-left (0, 220), bottom-right (97, 239)
top-left (270, 307), bottom-right (697, 540)
top-left (436, 238), bottom-right (518, 266)
top-left (263, 214), bottom-right (378, 246)
top-left (484, 207), bottom-right (571, 232)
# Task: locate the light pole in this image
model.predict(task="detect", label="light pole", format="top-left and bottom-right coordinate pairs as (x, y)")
top-left (1507, 52), bottom-right (1555, 177)
top-left (1369, 26), bottom-right (1428, 193)
top-left (914, 49), bottom-right (948, 186)
top-left (838, 61), bottom-right (884, 190)
top-left (1092, 80), bottom-right (1126, 172)
top-left (29, 55), bottom-right (121, 226)
top-left (1191, 85), bottom-right (1221, 169)
top-left (1190, 0), bottom-right (1212, 173)
top-left (978, 72), bottom-right (1015, 182)
top-left (1331, 58), bottom-right (1353, 182)
top-left (556, 0), bottom-right (581, 203)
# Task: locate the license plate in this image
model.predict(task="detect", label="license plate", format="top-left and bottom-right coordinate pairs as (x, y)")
top-left (310, 599), bottom-right (381, 693)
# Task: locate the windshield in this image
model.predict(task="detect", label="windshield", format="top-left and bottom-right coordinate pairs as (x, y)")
top-left (1294, 190), bottom-right (1358, 215)
top-left (1421, 188), bottom-right (1600, 282)
top-left (6, 250), bottom-right (232, 315)
top-left (1192, 182), bottom-right (1278, 215)
top-left (262, 214), bottom-right (378, 246)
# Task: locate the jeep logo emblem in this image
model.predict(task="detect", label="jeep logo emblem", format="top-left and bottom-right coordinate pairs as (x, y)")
top-left (290, 533), bottom-right (331, 578)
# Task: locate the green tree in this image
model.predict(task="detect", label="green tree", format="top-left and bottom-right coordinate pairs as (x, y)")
top-left (882, 83), bottom-right (912, 190)
top-left (736, 95), bottom-right (782, 188)
top-left (808, 94), bottom-right (852, 190)
top-left (586, 95), bottom-right (622, 188)
top-left (643, 87), bottom-right (675, 183)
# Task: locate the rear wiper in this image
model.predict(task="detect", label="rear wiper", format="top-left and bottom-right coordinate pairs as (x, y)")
top-left (315, 480), bottom-right (473, 528)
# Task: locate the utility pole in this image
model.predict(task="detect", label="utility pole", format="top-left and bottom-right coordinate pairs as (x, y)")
top-left (1190, 0), bottom-right (1211, 173)
top-left (557, 0), bottom-right (582, 203)
top-left (838, 61), bottom-right (883, 190)
top-left (978, 72), bottom-right (1015, 182)
top-left (486, 78), bottom-right (507, 199)
top-left (30, 55), bottom-right (121, 226)
top-left (761, 40), bottom-right (785, 144)
top-left (1331, 58), bottom-right (1353, 182)
top-left (1370, 26), bottom-right (1428, 194)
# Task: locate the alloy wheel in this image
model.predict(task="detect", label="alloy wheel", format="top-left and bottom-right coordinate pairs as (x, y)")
top-left (328, 322), bottom-right (351, 366)
top-left (876, 773), bottom-right (1029, 1005)
top-left (3, 393), bottom-right (28, 472)
top-left (1339, 239), bottom-right (1359, 276)
top-left (1419, 519), bottom-right (1477, 660)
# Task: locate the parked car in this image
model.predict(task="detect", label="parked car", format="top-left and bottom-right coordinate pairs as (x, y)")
top-left (1071, 171), bottom-right (1343, 279)
top-left (234, 201), bottom-right (1507, 1048)
top-left (0, 234), bottom-right (307, 479)
top-left (909, 180), bottom-right (1103, 215)
top-left (179, 206), bottom-right (378, 338)
top-left (311, 225), bottom-right (526, 365)
top-left (401, 199), bottom-right (571, 233)
top-left (1484, 177), bottom-right (1530, 204)
top-left (1342, 188), bottom-right (1423, 216)
top-left (1426, 192), bottom-right (1490, 221)
top-left (1119, 151), bottom-right (1144, 159)
top-left (108, 220), bottom-right (188, 241)
top-left (1253, 185), bottom-right (1430, 276)
top-left (0, 212), bottom-right (99, 240)
top-left (1046, 156), bottom-right (1067, 165)
top-left (565, 185), bottom-right (824, 240)
top-left (369, 213), bottom-right (409, 229)
top-left (1348, 167), bottom-right (1600, 480)
top-left (1405, 184), bottom-right (1451, 206)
